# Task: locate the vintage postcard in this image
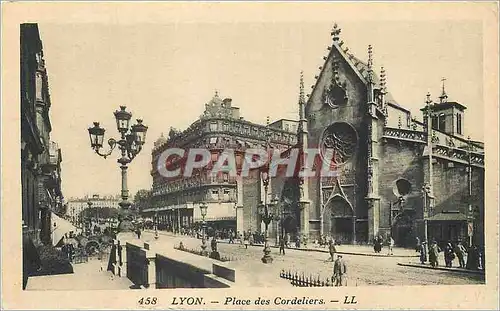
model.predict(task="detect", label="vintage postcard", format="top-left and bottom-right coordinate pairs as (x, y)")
top-left (1, 1), bottom-right (499, 310)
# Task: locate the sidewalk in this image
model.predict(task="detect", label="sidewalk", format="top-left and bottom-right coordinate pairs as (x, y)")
top-left (146, 230), bottom-right (418, 258)
top-left (397, 262), bottom-right (485, 275)
top-left (25, 258), bottom-right (133, 290)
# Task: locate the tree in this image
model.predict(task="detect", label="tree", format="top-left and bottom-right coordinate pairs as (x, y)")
top-left (133, 189), bottom-right (152, 213)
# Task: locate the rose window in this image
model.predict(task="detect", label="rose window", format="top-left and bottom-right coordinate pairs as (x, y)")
top-left (320, 122), bottom-right (358, 165)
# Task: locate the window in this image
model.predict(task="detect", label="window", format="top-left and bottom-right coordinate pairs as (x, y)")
top-left (457, 113), bottom-right (462, 135)
top-left (431, 116), bottom-right (438, 130)
top-left (209, 137), bottom-right (218, 144)
top-left (438, 113), bottom-right (446, 131)
top-left (223, 173), bottom-right (229, 182)
top-left (210, 122), bottom-right (218, 131)
top-left (223, 123), bottom-right (229, 131)
top-left (285, 124), bottom-right (290, 131)
top-left (211, 189), bottom-right (219, 195)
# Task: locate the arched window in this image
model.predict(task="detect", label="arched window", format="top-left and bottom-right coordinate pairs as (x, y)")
top-left (438, 113), bottom-right (446, 131)
top-left (456, 113), bottom-right (462, 135)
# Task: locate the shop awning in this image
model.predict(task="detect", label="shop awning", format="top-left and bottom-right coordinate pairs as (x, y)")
top-left (51, 213), bottom-right (77, 246)
top-left (427, 212), bottom-right (468, 222)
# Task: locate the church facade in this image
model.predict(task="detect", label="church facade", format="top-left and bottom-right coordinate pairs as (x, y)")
top-left (241, 24), bottom-right (484, 247)
top-left (148, 23), bottom-right (485, 248)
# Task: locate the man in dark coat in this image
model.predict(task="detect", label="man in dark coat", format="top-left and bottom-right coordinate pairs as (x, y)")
top-left (420, 241), bottom-right (428, 264)
top-left (328, 240), bottom-right (337, 261)
top-left (279, 236), bottom-right (286, 255)
top-left (444, 241), bottom-right (455, 267)
top-left (333, 255), bottom-right (347, 286)
top-left (211, 236), bottom-right (218, 252)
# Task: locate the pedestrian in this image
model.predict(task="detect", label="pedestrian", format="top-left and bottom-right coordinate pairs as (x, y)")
top-left (328, 240), bottom-right (337, 261)
top-left (244, 235), bottom-right (249, 249)
top-left (454, 241), bottom-right (467, 268)
top-left (333, 255), bottom-right (347, 286)
top-left (419, 241), bottom-right (428, 264)
top-left (249, 233), bottom-right (254, 246)
top-left (415, 237), bottom-right (421, 252)
top-left (387, 236), bottom-right (394, 256)
top-left (466, 245), bottom-right (479, 270)
top-left (136, 228), bottom-right (141, 239)
top-left (302, 234), bottom-right (308, 249)
top-left (239, 232), bottom-right (244, 248)
top-left (295, 235), bottom-right (301, 248)
top-left (444, 241), bottom-right (455, 268)
top-left (279, 236), bottom-right (286, 255)
top-left (211, 236), bottom-right (218, 252)
top-left (286, 233), bottom-right (291, 248)
top-left (429, 240), bottom-right (441, 267)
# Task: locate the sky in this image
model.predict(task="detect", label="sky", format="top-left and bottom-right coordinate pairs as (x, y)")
top-left (38, 21), bottom-right (484, 200)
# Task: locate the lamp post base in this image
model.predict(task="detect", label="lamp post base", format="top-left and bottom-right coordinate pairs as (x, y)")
top-left (201, 238), bottom-right (208, 256)
top-left (261, 245), bottom-right (273, 264)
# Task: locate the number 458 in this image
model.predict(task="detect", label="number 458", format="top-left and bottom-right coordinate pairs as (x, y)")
top-left (138, 297), bottom-right (157, 305)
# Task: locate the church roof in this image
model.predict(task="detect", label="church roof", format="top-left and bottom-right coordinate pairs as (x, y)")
top-left (419, 101), bottom-right (467, 112)
top-left (307, 25), bottom-right (402, 109)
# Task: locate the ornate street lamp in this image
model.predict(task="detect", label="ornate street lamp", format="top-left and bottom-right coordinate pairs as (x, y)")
top-left (258, 166), bottom-right (279, 264)
top-left (200, 202), bottom-right (208, 256)
top-left (87, 106), bottom-right (148, 232)
top-left (421, 183), bottom-right (431, 242)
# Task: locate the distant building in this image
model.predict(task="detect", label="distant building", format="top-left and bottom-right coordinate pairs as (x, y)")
top-left (21, 23), bottom-right (64, 246)
top-left (66, 194), bottom-right (120, 224)
top-left (144, 92), bottom-right (298, 232)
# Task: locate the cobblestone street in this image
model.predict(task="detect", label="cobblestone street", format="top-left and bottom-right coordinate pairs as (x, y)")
top-left (143, 231), bottom-right (484, 287)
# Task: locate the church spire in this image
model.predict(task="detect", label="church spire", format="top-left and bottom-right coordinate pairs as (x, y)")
top-left (367, 45), bottom-right (375, 104)
top-left (299, 70), bottom-right (305, 105)
top-left (298, 71), bottom-right (308, 139)
top-left (439, 77), bottom-right (448, 103)
top-left (380, 66), bottom-right (387, 95)
top-left (367, 45), bottom-right (374, 83)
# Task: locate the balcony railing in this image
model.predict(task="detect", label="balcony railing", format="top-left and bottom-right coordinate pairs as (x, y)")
top-left (382, 127), bottom-right (426, 143)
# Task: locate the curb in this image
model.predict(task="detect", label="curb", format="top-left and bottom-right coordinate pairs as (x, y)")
top-left (146, 231), bottom-right (418, 258)
top-left (397, 262), bottom-right (485, 275)
top-left (266, 245), bottom-right (419, 258)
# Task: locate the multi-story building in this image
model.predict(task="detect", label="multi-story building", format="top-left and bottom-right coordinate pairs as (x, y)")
top-left (21, 23), bottom-right (64, 246)
top-left (145, 93), bottom-right (298, 232)
top-left (66, 194), bottom-right (121, 225)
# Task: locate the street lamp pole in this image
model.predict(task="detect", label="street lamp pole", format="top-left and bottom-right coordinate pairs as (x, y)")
top-left (200, 202), bottom-right (208, 256)
top-left (87, 106), bottom-right (148, 232)
top-left (422, 184), bottom-right (431, 243)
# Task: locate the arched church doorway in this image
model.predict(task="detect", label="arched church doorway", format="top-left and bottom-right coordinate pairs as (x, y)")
top-left (392, 211), bottom-right (415, 247)
top-left (325, 196), bottom-right (354, 244)
top-left (282, 215), bottom-right (298, 235)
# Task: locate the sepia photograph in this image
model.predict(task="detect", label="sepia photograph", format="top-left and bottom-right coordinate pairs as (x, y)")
top-left (2, 2), bottom-right (498, 310)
